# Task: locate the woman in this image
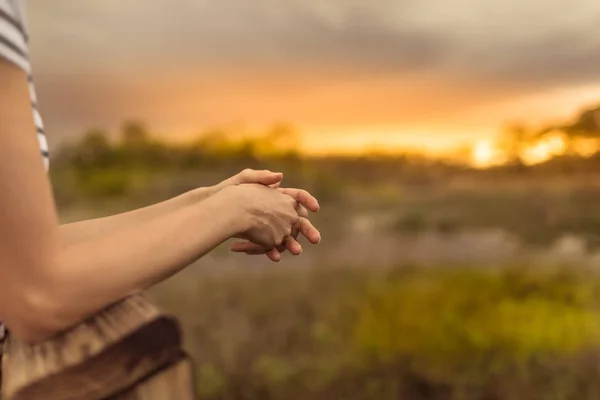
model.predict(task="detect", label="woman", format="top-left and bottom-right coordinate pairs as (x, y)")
top-left (0, 0), bottom-right (320, 360)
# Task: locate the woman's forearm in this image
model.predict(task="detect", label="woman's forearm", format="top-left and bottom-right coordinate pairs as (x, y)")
top-left (59, 168), bottom-right (285, 246)
top-left (15, 191), bottom-right (245, 343)
top-left (60, 187), bottom-right (212, 244)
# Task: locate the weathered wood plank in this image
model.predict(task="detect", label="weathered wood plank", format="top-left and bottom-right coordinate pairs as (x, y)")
top-left (111, 353), bottom-right (197, 400)
top-left (1, 295), bottom-right (197, 400)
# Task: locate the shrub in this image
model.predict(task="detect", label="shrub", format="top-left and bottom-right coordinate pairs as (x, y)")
top-left (350, 268), bottom-right (600, 385)
top-left (152, 265), bottom-right (600, 399)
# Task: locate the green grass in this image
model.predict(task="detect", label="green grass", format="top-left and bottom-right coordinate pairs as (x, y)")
top-left (152, 264), bottom-right (600, 399)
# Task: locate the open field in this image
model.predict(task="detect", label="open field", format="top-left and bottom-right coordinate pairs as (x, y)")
top-left (148, 263), bottom-right (600, 400)
top-left (54, 174), bottom-right (600, 399)
top-left (51, 129), bottom-right (600, 398)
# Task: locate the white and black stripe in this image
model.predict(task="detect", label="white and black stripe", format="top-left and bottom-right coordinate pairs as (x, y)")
top-left (0, 0), bottom-right (49, 170)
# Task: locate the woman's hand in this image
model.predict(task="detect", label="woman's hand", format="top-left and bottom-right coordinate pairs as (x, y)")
top-left (204, 168), bottom-right (321, 262)
top-left (220, 184), bottom-right (302, 250)
top-left (229, 187), bottom-right (321, 262)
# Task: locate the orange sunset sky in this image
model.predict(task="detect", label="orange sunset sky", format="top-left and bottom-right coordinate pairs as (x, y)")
top-left (25, 0), bottom-right (600, 159)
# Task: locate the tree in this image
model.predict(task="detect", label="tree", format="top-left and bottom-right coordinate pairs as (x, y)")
top-left (498, 123), bottom-right (531, 166)
top-left (74, 128), bottom-right (112, 168)
top-left (565, 104), bottom-right (600, 139)
top-left (535, 103), bottom-right (600, 156)
top-left (120, 121), bottom-right (150, 148)
top-left (263, 123), bottom-right (301, 155)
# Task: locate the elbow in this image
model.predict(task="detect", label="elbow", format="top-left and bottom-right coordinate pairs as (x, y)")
top-left (2, 244), bottom-right (76, 344)
top-left (4, 280), bottom-right (69, 345)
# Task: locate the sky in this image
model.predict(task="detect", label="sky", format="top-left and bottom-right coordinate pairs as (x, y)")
top-left (26, 0), bottom-right (600, 154)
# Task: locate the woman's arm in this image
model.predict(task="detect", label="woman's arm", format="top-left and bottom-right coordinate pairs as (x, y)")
top-left (59, 189), bottom-right (208, 244)
top-left (60, 170), bottom-right (283, 245)
top-left (0, 61), bottom-right (286, 344)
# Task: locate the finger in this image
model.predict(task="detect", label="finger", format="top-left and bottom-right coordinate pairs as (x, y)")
top-left (297, 217), bottom-right (321, 244)
top-left (230, 242), bottom-right (282, 262)
top-left (245, 249), bottom-right (269, 255)
top-left (269, 181), bottom-right (282, 189)
top-left (234, 169), bottom-right (283, 186)
top-left (277, 224), bottom-right (300, 254)
top-left (284, 236), bottom-right (303, 255)
top-left (275, 243), bottom-right (287, 253)
top-left (242, 248), bottom-right (281, 263)
top-left (230, 241), bottom-right (268, 253)
top-left (265, 248), bottom-right (282, 262)
top-left (231, 237), bottom-right (299, 255)
top-left (296, 204), bottom-right (309, 219)
top-left (277, 188), bottom-right (319, 212)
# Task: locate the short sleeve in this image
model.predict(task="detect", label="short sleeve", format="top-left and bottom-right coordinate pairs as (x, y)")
top-left (0, 0), bottom-right (29, 72)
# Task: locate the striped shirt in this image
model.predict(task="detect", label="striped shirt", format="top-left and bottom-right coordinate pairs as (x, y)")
top-left (1, 0), bottom-right (48, 358)
top-left (0, 0), bottom-right (49, 169)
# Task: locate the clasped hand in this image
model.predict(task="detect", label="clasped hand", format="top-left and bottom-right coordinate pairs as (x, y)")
top-left (212, 169), bottom-right (321, 262)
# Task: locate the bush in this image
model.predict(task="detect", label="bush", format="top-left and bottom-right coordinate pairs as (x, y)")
top-left (350, 268), bottom-right (600, 391)
top-left (151, 265), bottom-right (600, 399)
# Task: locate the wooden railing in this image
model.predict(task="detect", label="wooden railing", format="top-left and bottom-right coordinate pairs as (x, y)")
top-left (1, 295), bottom-right (197, 400)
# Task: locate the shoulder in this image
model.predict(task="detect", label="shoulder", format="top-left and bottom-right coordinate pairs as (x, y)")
top-left (0, 0), bottom-right (29, 72)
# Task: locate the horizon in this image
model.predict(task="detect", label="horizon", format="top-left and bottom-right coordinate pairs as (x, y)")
top-left (62, 110), bottom-right (600, 169)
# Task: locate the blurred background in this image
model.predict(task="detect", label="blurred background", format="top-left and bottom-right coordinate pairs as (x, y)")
top-left (27, 1), bottom-right (600, 398)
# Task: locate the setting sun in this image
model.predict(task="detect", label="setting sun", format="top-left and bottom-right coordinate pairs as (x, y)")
top-left (471, 140), bottom-right (503, 168)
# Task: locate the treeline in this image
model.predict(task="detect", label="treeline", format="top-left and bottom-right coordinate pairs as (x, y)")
top-left (49, 105), bottom-right (600, 207)
top-left (49, 121), bottom-right (467, 205)
top-left (496, 102), bottom-right (600, 165)
top-left (53, 101), bottom-right (600, 173)
top-left (51, 121), bottom-right (304, 171)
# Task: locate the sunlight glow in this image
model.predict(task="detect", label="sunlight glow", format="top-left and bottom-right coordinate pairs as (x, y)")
top-left (571, 138), bottom-right (599, 157)
top-left (469, 134), bottom-right (600, 168)
top-left (520, 135), bottom-right (567, 165)
top-left (471, 140), bottom-right (504, 168)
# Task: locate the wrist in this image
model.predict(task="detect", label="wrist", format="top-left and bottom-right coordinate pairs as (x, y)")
top-left (186, 186), bottom-right (214, 204)
top-left (213, 186), bottom-right (251, 235)
top-left (187, 190), bottom-right (240, 241)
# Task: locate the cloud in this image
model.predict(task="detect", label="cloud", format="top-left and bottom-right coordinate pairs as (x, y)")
top-left (27, 0), bottom-right (600, 86)
top-left (23, 0), bottom-right (600, 147)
